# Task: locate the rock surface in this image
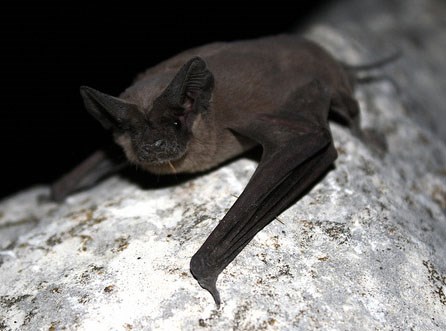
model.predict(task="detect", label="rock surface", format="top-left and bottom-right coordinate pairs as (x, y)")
top-left (1, 0), bottom-right (445, 330)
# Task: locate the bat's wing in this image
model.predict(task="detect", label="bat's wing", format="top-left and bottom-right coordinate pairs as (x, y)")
top-left (51, 145), bottom-right (128, 202)
top-left (190, 79), bottom-right (338, 306)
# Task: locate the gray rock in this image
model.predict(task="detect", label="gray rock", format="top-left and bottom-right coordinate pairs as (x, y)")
top-left (311, 0), bottom-right (446, 142)
top-left (1, 0), bottom-right (445, 330)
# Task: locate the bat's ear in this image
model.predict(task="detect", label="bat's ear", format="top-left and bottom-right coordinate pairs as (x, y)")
top-left (163, 57), bottom-right (214, 114)
top-left (80, 86), bottom-right (142, 131)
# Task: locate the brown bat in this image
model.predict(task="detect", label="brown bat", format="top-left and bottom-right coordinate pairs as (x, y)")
top-left (51, 34), bottom-right (390, 306)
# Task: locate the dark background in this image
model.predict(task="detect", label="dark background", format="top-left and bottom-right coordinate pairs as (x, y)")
top-left (1, 1), bottom-right (332, 199)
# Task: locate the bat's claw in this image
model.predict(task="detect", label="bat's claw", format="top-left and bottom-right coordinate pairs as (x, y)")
top-left (190, 256), bottom-right (222, 307)
top-left (197, 276), bottom-right (221, 307)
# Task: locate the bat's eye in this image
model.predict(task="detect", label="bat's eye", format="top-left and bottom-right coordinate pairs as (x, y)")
top-left (173, 120), bottom-right (181, 130)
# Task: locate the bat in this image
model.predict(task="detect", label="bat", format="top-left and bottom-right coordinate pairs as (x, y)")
top-left (51, 34), bottom-right (390, 306)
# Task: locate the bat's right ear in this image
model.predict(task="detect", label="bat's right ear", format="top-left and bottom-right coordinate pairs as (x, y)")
top-left (80, 86), bottom-right (142, 131)
top-left (163, 57), bottom-right (214, 114)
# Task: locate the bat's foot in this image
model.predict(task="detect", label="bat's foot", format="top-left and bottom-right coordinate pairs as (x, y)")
top-left (190, 256), bottom-right (222, 307)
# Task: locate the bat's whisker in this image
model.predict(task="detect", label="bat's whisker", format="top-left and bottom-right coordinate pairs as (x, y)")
top-left (167, 161), bottom-right (177, 174)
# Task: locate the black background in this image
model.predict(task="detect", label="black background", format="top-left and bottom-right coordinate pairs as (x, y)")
top-left (1, 1), bottom-right (332, 199)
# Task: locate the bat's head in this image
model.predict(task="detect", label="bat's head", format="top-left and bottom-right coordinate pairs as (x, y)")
top-left (80, 57), bottom-right (214, 168)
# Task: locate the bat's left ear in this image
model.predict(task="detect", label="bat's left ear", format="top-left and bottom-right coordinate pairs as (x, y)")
top-left (80, 86), bottom-right (143, 132)
top-left (163, 57), bottom-right (214, 114)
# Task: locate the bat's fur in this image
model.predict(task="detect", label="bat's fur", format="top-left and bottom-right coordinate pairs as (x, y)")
top-left (54, 34), bottom-right (380, 306)
top-left (104, 35), bottom-right (354, 174)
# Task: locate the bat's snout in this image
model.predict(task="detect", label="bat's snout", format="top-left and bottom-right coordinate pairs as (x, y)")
top-left (136, 139), bottom-right (182, 164)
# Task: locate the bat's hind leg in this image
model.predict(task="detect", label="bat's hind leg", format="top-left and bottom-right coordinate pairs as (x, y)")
top-left (330, 91), bottom-right (387, 154)
top-left (329, 90), bottom-right (362, 135)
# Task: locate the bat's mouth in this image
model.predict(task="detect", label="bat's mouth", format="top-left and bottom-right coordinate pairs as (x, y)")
top-left (136, 140), bottom-right (186, 165)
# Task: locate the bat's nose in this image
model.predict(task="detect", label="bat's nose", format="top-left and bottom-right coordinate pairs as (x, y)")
top-left (152, 139), bottom-right (166, 148)
top-left (139, 140), bottom-right (167, 157)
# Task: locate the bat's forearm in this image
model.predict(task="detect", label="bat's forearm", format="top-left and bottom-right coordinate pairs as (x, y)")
top-left (191, 126), bottom-right (337, 305)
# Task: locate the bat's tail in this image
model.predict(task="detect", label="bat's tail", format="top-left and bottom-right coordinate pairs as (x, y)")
top-left (343, 50), bottom-right (401, 89)
top-left (342, 50), bottom-right (402, 72)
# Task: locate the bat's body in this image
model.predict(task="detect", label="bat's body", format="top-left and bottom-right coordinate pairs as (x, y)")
top-left (117, 35), bottom-right (355, 175)
top-left (52, 34), bottom-right (372, 306)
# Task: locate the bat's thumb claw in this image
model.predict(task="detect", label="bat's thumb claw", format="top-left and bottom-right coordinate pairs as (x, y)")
top-left (197, 276), bottom-right (221, 307)
top-left (190, 256), bottom-right (222, 307)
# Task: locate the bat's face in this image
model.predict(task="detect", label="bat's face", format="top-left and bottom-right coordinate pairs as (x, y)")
top-left (79, 86), bottom-right (193, 166)
top-left (80, 57), bottom-right (214, 168)
top-left (126, 95), bottom-right (192, 165)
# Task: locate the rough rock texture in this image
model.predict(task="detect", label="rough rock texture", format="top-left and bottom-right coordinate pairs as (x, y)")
top-left (1, 0), bottom-right (445, 330)
top-left (312, 0), bottom-right (446, 142)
